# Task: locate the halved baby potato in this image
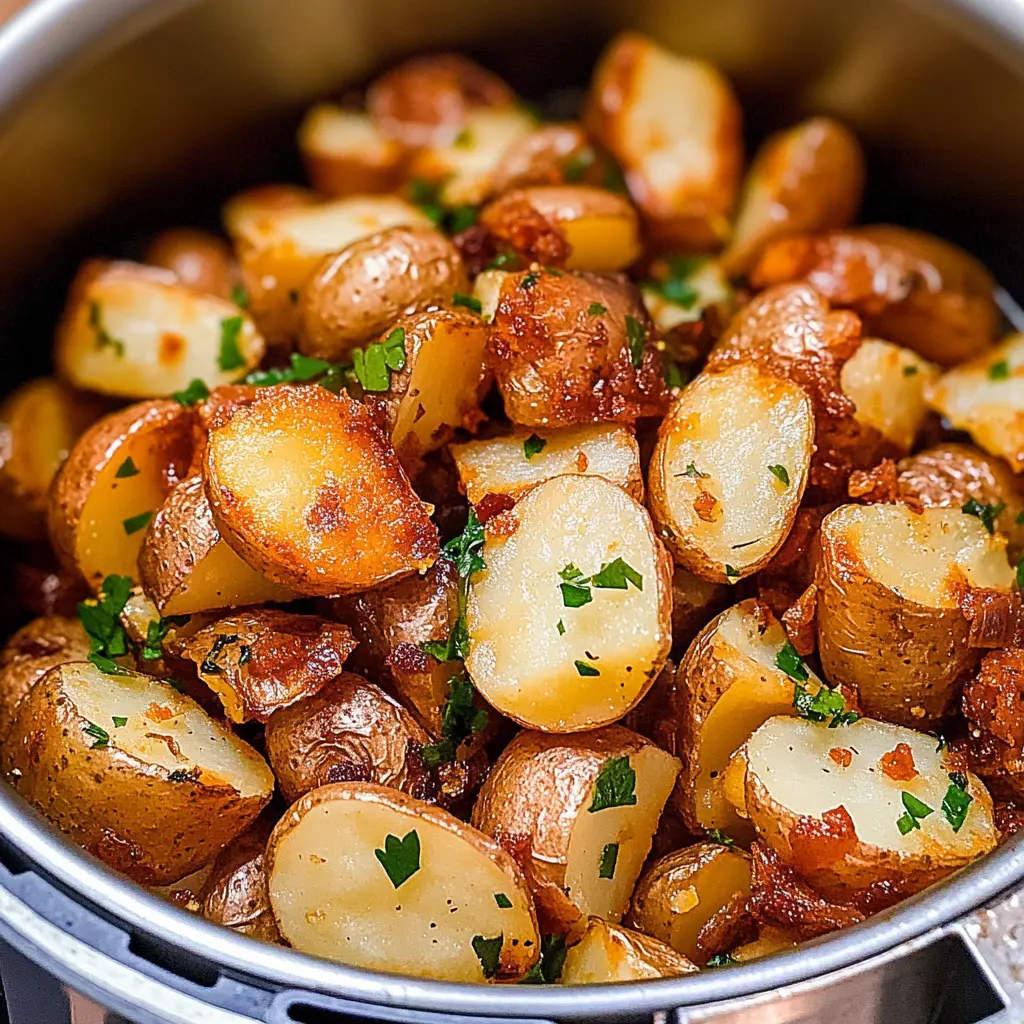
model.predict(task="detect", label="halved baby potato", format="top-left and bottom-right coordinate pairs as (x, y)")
top-left (648, 364), bottom-right (814, 584)
top-left (464, 474), bottom-right (672, 732)
top-left (561, 918), bottom-right (697, 983)
top-left (450, 424), bottom-right (643, 506)
top-left (49, 400), bottom-right (194, 590)
top-left (734, 715), bottom-right (997, 900)
top-left (670, 566), bottom-right (730, 655)
top-left (266, 782), bottom-right (540, 981)
top-left (489, 123), bottom-right (612, 193)
top-left (143, 227), bottom-right (238, 301)
top-left (221, 183), bottom-right (319, 240)
top-left (55, 260), bottom-right (264, 398)
top-left (204, 385), bottom-right (439, 596)
top-left (2, 661), bottom-right (274, 884)
top-left (471, 727), bottom-right (680, 929)
top-left (817, 504), bottom-right (1015, 728)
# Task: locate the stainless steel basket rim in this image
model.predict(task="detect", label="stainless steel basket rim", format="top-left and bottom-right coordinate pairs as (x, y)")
top-left (2, 0), bottom-right (1024, 1016)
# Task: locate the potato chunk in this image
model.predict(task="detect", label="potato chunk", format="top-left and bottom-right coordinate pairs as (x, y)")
top-left (55, 260), bottom-right (264, 398)
top-left (221, 183), bottom-right (319, 239)
top-left (817, 504), bottom-right (1015, 728)
top-left (451, 424), bottom-right (642, 506)
top-left (204, 385), bottom-right (438, 596)
top-left (489, 124), bottom-right (613, 193)
top-left (266, 782), bottom-right (539, 981)
top-left (648, 364), bottom-right (813, 583)
top-left (143, 228), bottom-right (238, 300)
top-left (472, 727), bottom-right (680, 929)
top-left (465, 474), bottom-right (671, 732)
top-left (3, 661), bottom-right (274, 884)
top-left (561, 918), bottom-right (697, 982)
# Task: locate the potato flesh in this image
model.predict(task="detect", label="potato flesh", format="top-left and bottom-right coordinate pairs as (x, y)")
top-left (451, 424), bottom-right (642, 505)
top-left (268, 797), bottom-right (537, 981)
top-left (297, 105), bottom-right (403, 195)
top-left (652, 364), bottom-right (812, 578)
top-left (564, 744), bottom-right (680, 921)
top-left (465, 475), bottom-right (669, 731)
top-left (641, 260), bottom-right (732, 332)
top-left (834, 504), bottom-right (1014, 608)
top-left (746, 716), bottom-right (996, 856)
top-left (472, 270), bottom-right (510, 322)
top-left (63, 662), bottom-right (273, 798)
top-left (561, 918), bottom-right (696, 982)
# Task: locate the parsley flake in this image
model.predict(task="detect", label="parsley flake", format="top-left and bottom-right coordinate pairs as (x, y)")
top-left (88, 302), bottom-right (125, 357)
top-left (83, 722), bottom-right (110, 749)
top-left (556, 619), bottom-right (565, 636)
top-left (706, 829), bottom-right (737, 847)
top-left (677, 462), bottom-right (709, 479)
top-left (352, 327), bottom-right (406, 392)
top-left (588, 302), bottom-right (607, 316)
top-left (989, 360), bottom-right (1010, 380)
top-left (942, 772), bottom-right (972, 832)
top-left (420, 677), bottom-right (488, 768)
top-left (768, 464), bottom-right (790, 487)
top-left (472, 934), bottom-right (503, 979)
top-left (520, 934), bottom-right (567, 984)
top-left (575, 659), bottom-right (600, 676)
top-left (523, 434), bottom-right (547, 460)
top-left (114, 457), bottom-right (139, 479)
top-left (122, 511), bottom-right (152, 536)
top-left (591, 558), bottom-right (642, 591)
top-left (231, 283), bottom-right (248, 308)
top-left (111, 716), bottom-right (127, 728)
top-left (78, 575), bottom-right (132, 674)
top-left (453, 292), bottom-right (482, 314)
top-left (897, 791), bottom-right (934, 834)
top-left (218, 315), bottom-right (246, 372)
top-left (902, 365), bottom-right (919, 377)
top-left (625, 314), bottom-right (646, 368)
top-left (724, 564), bottom-right (740, 579)
top-left (793, 682), bottom-right (856, 727)
top-left (776, 642), bottom-right (809, 683)
top-left (663, 361), bottom-right (688, 389)
top-left (520, 271), bottom-right (541, 290)
top-left (962, 498), bottom-right (1005, 534)
top-left (598, 842), bottom-right (619, 879)
top-left (494, 892), bottom-right (513, 909)
top-left (441, 508), bottom-right (485, 579)
top-left (486, 251), bottom-right (520, 271)
top-left (141, 615), bottom-right (189, 661)
top-left (589, 756), bottom-right (637, 812)
top-left (375, 830), bottom-right (421, 889)
top-left (172, 379), bottom-right (210, 407)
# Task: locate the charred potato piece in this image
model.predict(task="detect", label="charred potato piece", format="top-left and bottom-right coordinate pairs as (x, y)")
top-left (722, 117), bottom-right (865, 277)
top-left (143, 228), bottom-right (238, 300)
top-left (487, 268), bottom-right (668, 428)
top-left (49, 400), bottom-right (193, 590)
top-left (670, 566), bottom-right (730, 655)
top-left (266, 782), bottom-right (539, 981)
top-left (299, 225), bottom-right (468, 363)
top-left (628, 842), bottom-right (753, 964)
top-left (264, 672), bottom-right (431, 804)
top-left (734, 715), bottom-right (997, 901)
top-left (817, 504), bottom-right (1014, 728)
top-left (472, 727), bottom-right (680, 929)
top-left (465, 474), bottom-right (672, 732)
top-left (3, 661), bottom-right (274, 884)
top-left (221, 183), bottom-right (319, 239)
top-left (648, 364), bottom-right (813, 583)
top-left (561, 918), bottom-right (697, 982)
top-left (489, 124), bottom-right (613, 193)
top-left (204, 385), bottom-right (438, 596)
top-left (177, 610), bottom-right (357, 723)
top-left (584, 33), bottom-right (742, 249)
top-left (751, 226), bottom-right (998, 367)
top-left (450, 424), bottom-right (643, 506)
top-left (55, 260), bottom-right (264, 398)
top-left (0, 378), bottom-right (107, 541)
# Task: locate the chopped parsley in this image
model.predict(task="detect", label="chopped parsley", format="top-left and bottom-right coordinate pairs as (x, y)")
top-left (242, 351), bottom-right (348, 391)
top-left (408, 178), bottom-right (478, 235)
top-left (494, 893), bottom-right (513, 909)
top-left (776, 642), bottom-right (809, 683)
top-left (420, 677), bottom-right (488, 767)
top-left (114, 457), bottom-right (139, 479)
top-left (988, 360), bottom-right (1010, 381)
top-left (122, 511), bottom-right (152, 536)
top-left (1017, 511), bottom-right (1024, 525)
top-left (231, 283), bottom-right (248, 309)
top-left (453, 292), bottom-right (482, 314)
top-left (520, 271), bottom-right (541, 290)
top-left (897, 792), bottom-right (934, 835)
top-left (352, 327), bottom-right (406, 392)
top-left (706, 952), bottom-right (738, 967)
top-left (559, 563), bottom-right (593, 608)
top-left (172, 378), bottom-right (210, 407)
top-left (419, 617), bottom-right (469, 663)
top-left (486, 250), bottom-right (520, 271)
top-left (768, 464), bottom-right (790, 487)
top-left (141, 615), bottom-right (190, 662)
top-left (559, 558), bottom-right (642, 608)
top-left (625, 314), bottom-right (646, 368)
top-left (645, 255), bottom-right (705, 309)
top-left (588, 302), bottom-right (607, 316)
top-left (962, 498), bottom-right (1004, 534)
top-left (520, 934), bottom-right (567, 984)
top-left (556, 619), bottom-right (565, 636)
top-left (111, 716), bottom-right (127, 728)
top-left (793, 681), bottom-right (858, 727)
top-left (472, 934), bottom-right (503, 979)
top-left (677, 462), bottom-right (709, 479)
top-left (523, 434), bottom-right (547, 460)
top-left (83, 722), bottom-right (110, 749)
top-left (663, 360), bottom-right (689, 389)
top-left (374, 829), bottom-right (421, 889)
top-left (589, 756), bottom-right (637, 812)
top-left (598, 842), bottom-right (619, 879)
top-left (706, 829), bottom-right (737, 847)
top-left (902, 365), bottom-right (919, 377)
top-left (575, 659), bottom-right (600, 676)
top-left (724, 564), bottom-right (740, 579)
top-left (78, 575), bottom-right (133, 674)
top-left (88, 302), bottom-right (125, 356)
top-left (563, 147), bottom-right (595, 182)
top-left (942, 772), bottom-right (972, 832)
top-left (448, 205), bottom-right (478, 234)
top-left (442, 507), bottom-right (486, 579)
top-left (200, 634), bottom-right (238, 675)
top-left (217, 315), bottom-right (246, 372)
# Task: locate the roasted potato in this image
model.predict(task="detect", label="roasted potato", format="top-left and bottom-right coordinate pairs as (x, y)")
top-left (489, 124), bottom-right (613, 194)
top-left (472, 727), bottom-right (680, 930)
top-left (264, 672), bottom-right (432, 804)
top-left (486, 268), bottom-right (668, 428)
top-left (751, 226), bottom-right (999, 367)
top-left (640, 258), bottom-right (734, 336)
top-left (143, 228), bottom-right (238, 300)
top-left (299, 225), bottom-right (468, 362)
top-left (722, 117), bottom-right (864, 277)
top-left (55, 260), bottom-right (264, 398)
top-left (584, 33), bottom-right (742, 249)
top-left (670, 566), bottom-right (730, 654)
top-left (649, 364), bottom-right (813, 584)
top-left (465, 474), bottom-right (672, 732)
top-left (730, 926), bottom-right (799, 963)
top-left (204, 385), bottom-right (438, 596)
top-left (0, 378), bottom-right (107, 540)
top-left (732, 715), bottom-right (998, 901)
top-left (628, 841), bottom-right (753, 964)
top-left (927, 334), bottom-right (1024, 471)
top-left (3, 661), bottom-right (274, 884)
top-left (266, 782), bottom-right (540, 981)
top-left (450, 423), bottom-right (643, 506)
top-left (561, 918), bottom-right (697, 982)
top-left (221, 183), bottom-right (319, 239)
top-left (177, 610), bottom-right (357, 723)
top-left (817, 504), bottom-right (1015, 728)
top-left (298, 105), bottom-right (405, 197)
top-left (49, 400), bottom-right (193, 590)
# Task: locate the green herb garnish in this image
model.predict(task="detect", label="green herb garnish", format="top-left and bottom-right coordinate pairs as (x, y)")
top-left (374, 830), bottom-right (421, 888)
top-left (114, 457), bottom-right (139, 479)
top-left (172, 378), bottom-right (210, 407)
top-left (563, 147), bottom-right (595, 183)
top-left (453, 292), bottom-right (482, 314)
top-left (519, 934), bottom-right (567, 984)
top-left (472, 934), bottom-right (503, 979)
top-left (598, 842), bottom-right (619, 879)
top-left (494, 893), bottom-right (513, 909)
top-left (768, 464), bottom-right (790, 487)
top-left (625, 314), bottom-right (646, 368)
top-left (217, 315), bottom-right (245, 372)
top-left (896, 791), bottom-right (934, 834)
top-left (706, 829), bottom-right (737, 847)
top-left (591, 557), bottom-right (643, 591)
top-left (352, 327), bottom-right (406, 392)
top-left (111, 716), bottom-right (127, 728)
top-left (122, 511), bottom-right (152, 536)
top-left (589, 756), bottom-right (637, 812)
top-left (523, 434), bottom-right (547, 460)
top-left (902, 365), bottom-right (918, 377)
top-left (942, 772), bottom-right (972, 833)
top-left (989, 360), bottom-right (1010, 381)
top-left (677, 462), bottom-right (709, 479)
top-left (962, 498), bottom-right (1005, 534)
top-left (588, 302), bottom-right (607, 316)
top-left (88, 302), bottom-right (125, 356)
top-left (83, 722), bottom-right (110, 749)
top-left (141, 615), bottom-right (190, 662)
top-left (776, 642), bottom-right (809, 683)
top-left (707, 953), bottom-right (738, 967)
top-left (78, 575), bottom-right (132, 674)
top-left (520, 271), bottom-right (541, 290)
top-left (575, 659), bottom-right (600, 676)
top-left (420, 677), bottom-right (488, 767)
top-left (231, 283), bottom-right (248, 308)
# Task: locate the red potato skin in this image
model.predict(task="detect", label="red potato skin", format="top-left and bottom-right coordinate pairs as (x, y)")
top-left (144, 228), bottom-right (238, 300)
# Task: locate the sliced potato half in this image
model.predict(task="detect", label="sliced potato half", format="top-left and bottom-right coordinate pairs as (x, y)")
top-left (561, 918), bottom-right (697, 983)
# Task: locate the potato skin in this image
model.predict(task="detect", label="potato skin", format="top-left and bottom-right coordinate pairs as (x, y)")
top-left (561, 917), bottom-right (698, 981)
top-left (487, 268), bottom-right (669, 427)
top-left (143, 228), bottom-right (237, 300)
top-left (299, 225), bottom-right (468, 362)
top-left (489, 124), bottom-right (612, 193)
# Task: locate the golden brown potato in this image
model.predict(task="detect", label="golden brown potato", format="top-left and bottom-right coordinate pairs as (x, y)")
top-left (648, 364), bottom-right (813, 583)
top-left (817, 504), bottom-right (1015, 728)
top-left (731, 926), bottom-right (799, 963)
top-left (628, 842), bottom-right (753, 964)
top-left (177, 610), bottom-right (357, 723)
top-left (204, 385), bottom-right (438, 596)
top-left (49, 400), bottom-right (194, 590)
top-left (264, 672), bottom-right (432, 804)
top-left (0, 378), bottom-right (107, 541)
top-left (472, 727), bottom-right (680, 931)
top-left (489, 124), bottom-right (613, 194)
top-left (640, 258), bottom-right (735, 338)
top-left (670, 566), bottom-right (730, 654)
top-left (266, 782), bottom-right (540, 981)
top-left (465, 474), bottom-right (672, 732)
top-left (55, 260), bottom-right (264, 398)
top-left (751, 226), bottom-right (999, 367)
top-left (561, 918), bottom-right (697, 982)
top-left (143, 228), bottom-right (238, 300)
top-left (479, 186), bottom-right (641, 273)
top-left (584, 33), bottom-right (742, 249)
top-left (0, 616), bottom-right (90, 739)
top-left (299, 225), bottom-right (468, 362)
top-left (722, 117), bottom-right (864, 277)
top-left (3, 661), bottom-right (274, 884)
top-left (487, 268), bottom-right (669, 428)
top-left (734, 715), bottom-right (997, 902)
top-left (297, 105), bottom-right (406, 197)
top-left (221, 183), bottom-right (319, 239)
